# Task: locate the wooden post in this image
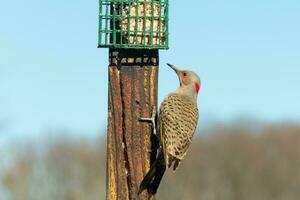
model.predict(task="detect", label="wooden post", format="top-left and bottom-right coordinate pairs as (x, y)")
top-left (106, 49), bottom-right (159, 200)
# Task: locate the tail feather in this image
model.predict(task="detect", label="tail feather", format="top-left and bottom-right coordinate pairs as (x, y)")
top-left (138, 159), bottom-right (158, 194)
top-left (147, 157), bottom-right (166, 195)
top-left (138, 152), bottom-right (166, 195)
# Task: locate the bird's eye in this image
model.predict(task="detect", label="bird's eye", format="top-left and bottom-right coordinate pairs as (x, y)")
top-left (183, 72), bottom-right (187, 76)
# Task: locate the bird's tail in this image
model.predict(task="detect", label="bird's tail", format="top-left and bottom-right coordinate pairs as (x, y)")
top-left (138, 151), bottom-right (166, 195)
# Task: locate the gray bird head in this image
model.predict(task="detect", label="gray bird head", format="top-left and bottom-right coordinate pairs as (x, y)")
top-left (167, 63), bottom-right (201, 97)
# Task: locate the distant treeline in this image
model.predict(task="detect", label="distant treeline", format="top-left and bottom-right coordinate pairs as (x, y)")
top-left (1, 123), bottom-right (300, 200)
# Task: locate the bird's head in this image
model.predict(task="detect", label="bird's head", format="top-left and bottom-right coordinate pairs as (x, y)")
top-left (167, 63), bottom-right (201, 98)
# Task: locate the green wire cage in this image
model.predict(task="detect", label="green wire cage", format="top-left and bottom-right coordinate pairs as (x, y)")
top-left (98, 0), bottom-right (169, 49)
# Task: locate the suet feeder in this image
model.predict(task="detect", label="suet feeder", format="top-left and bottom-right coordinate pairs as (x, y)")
top-left (98, 0), bottom-right (169, 49)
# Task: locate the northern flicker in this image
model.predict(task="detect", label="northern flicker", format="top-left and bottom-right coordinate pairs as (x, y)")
top-left (139, 63), bottom-right (201, 195)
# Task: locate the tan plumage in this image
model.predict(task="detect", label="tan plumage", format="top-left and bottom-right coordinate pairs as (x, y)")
top-left (139, 63), bottom-right (201, 196)
top-left (159, 93), bottom-right (199, 170)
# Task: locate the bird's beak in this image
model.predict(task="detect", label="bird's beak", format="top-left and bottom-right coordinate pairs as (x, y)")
top-left (167, 63), bottom-right (181, 74)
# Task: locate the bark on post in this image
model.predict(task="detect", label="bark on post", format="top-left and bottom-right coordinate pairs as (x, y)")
top-left (106, 49), bottom-right (159, 200)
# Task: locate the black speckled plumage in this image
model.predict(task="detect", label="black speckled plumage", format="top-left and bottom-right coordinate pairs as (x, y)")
top-left (159, 93), bottom-right (199, 170)
top-left (139, 64), bottom-right (200, 196)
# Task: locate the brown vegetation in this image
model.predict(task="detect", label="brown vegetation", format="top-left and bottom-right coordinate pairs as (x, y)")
top-left (1, 123), bottom-right (300, 200)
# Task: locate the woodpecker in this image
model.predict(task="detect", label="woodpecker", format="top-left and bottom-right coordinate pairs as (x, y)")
top-left (139, 63), bottom-right (201, 195)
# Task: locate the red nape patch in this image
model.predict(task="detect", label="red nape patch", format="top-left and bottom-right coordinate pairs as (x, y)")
top-left (195, 82), bottom-right (200, 94)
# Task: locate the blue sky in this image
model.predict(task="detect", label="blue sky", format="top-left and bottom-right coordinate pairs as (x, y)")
top-left (0, 0), bottom-right (300, 140)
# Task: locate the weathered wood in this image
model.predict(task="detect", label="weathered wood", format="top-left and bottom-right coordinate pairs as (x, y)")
top-left (107, 49), bottom-right (159, 200)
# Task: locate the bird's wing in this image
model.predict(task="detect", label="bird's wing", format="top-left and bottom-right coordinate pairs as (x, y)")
top-left (159, 93), bottom-right (199, 164)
